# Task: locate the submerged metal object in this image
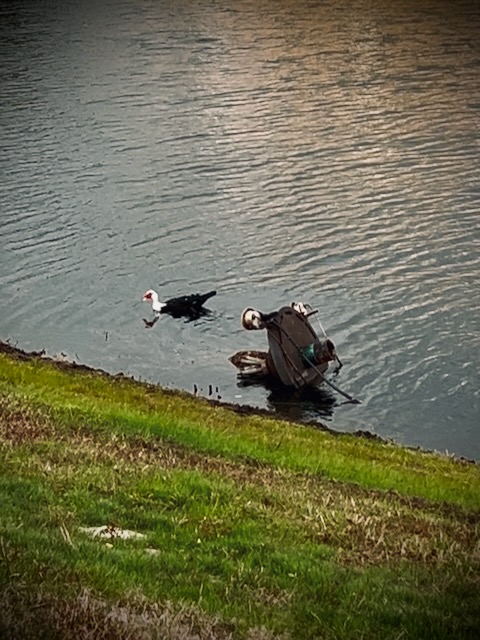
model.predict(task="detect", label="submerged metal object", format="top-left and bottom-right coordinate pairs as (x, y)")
top-left (231, 303), bottom-right (337, 390)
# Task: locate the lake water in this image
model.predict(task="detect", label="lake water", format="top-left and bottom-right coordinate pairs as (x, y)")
top-left (1, 0), bottom-right (479, 460)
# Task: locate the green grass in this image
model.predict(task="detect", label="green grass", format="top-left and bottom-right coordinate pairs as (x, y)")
top-left (1, 345), bottom-right (479, 639)
top-left (1, 350), bottom-right (478, 509)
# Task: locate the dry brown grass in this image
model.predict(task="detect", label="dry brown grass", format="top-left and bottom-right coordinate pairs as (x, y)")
top-left (1, 395), bottom-right (478, 570)
top-left (0, 585), bottom-right (286, 640)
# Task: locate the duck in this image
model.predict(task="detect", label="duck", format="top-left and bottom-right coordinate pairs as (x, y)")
top-left (142, 288), bottom-right (216, 326)
top-left (241, 307), bottom-right (279, 330)
top-left (228, 350), bottom-right (274, 380)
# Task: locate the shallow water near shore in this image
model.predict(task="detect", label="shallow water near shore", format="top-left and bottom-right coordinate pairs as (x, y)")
top-left (1, 0), bottom-right (479, 459)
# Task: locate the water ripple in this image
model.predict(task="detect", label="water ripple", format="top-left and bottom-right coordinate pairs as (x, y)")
top-left (0, 0), bottom-right (479, 459)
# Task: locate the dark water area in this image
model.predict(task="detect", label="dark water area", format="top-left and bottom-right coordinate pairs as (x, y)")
top-left (1, 0), bottom-right (479, 459)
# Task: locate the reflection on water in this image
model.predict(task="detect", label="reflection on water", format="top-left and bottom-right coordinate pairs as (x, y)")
top-left (263, 383), bottom-right (337, 423)
top-left (0, 0), bottom-right (479, 459)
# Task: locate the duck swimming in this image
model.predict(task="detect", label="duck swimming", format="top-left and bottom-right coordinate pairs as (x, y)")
top-left (142, 288), bottom-right (216, 326)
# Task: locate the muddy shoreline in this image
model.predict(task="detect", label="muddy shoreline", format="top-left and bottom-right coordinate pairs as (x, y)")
top-left (0, 339), bottom-right (364, 435)
top-left (0, 340), bottom-right (342, 430)
top-left (1, 339), bottom-right (473, 462)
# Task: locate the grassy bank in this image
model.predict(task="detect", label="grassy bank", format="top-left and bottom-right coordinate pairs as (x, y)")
top-left (0, 343), bottom-right (479, 639)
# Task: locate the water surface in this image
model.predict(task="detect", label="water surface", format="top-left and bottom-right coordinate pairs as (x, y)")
top-left (1, 0), bottom-right (479, 459)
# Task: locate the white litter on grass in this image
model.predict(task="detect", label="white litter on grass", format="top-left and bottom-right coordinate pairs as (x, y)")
top-left (145, 548), bottom-right (160, 556)
top-left (79, 525), bottom-right (146, 540)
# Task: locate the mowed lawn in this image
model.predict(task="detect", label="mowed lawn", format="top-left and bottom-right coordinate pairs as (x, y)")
top-left (0, 343), bottom-right (479, 639)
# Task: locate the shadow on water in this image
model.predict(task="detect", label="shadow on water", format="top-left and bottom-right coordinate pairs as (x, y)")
top-left (235, 375), bottom-right (337, 423)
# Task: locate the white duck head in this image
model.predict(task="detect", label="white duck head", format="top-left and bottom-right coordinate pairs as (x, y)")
top-left (241, 307), bottom-right (264, 330)
top-left (291, 301), bottom-right (312, 316)
top-left (142, 289), bottom-right (165, 313)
